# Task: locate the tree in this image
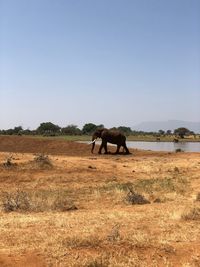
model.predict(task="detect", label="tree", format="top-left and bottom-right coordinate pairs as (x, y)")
top-left (174, 127), bottom-right (191, 138)
top-left (158, 129), bottom-right (165, 136)
top-left (166, 130), bottom-right (172, 135)
top-left (82, 123), bottom-right (104, 135)
top-left (0, 126), bottom-right (23, 135)
top-left (13, 126), bottom-right (23, 134)
top-left (61, 125), bottom-right (81, 135)
top-left (117, 126), bottom-right (132, 135)
top-left (36, 122), bottom-right (61, 135)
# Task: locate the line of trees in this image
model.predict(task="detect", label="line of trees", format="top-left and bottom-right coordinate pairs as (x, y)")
top-left (0, 122), bottom-right (197, 138)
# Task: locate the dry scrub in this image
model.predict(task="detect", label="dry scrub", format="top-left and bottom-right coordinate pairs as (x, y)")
top-left (0, 136), bottom-right (200, 266)
top-left (1, 189), bottom-right (77, 212)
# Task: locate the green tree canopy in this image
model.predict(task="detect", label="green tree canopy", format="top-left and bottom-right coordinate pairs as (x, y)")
top-left (37, 122), bottom-right (61, 135)
top-left (174, 127), bottom-right (191, 138)
top-left (166, 130), bottom-right (172, 135)
top-left (61, 125), bottom-right (81, 135)
top-left (82, 123), bottom-right (104, 135)
top-left (117, 126), bottom-right (132, 135)
top-left (158, 129), bottom-right (165, 135)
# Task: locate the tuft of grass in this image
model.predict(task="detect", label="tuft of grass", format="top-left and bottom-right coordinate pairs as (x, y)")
top-left (2, 190), bottom-right (31, 212)
top-left (31, 154), bottom-right (53, 169)
top-left (86, 259), bottom-right (108, 267)
top-left (1, 189), bottom-right (77, 212)
top-left (99, 182), bottom-right (133, 192)
top-left (182, 207), bottom-right (200, 221)
top-left (3, 155), bottom-right (17, 168)
top-left (174, 166), bottom-right (179, 173)
top-left (134, 177), bottom-right (189, 195)
top-left (125, 187), bottom-right (150, 205)
top-left (100, 177), bottom-right (189, 197)
top-left (107, 224), bottom-right (120, 242)
top-left (196, 193), bottom-right (200, 201)
top-left (63, 235), bottom-right (101, 248)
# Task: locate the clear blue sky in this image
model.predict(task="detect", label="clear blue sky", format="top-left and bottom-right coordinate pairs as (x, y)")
top-left (0, 0), bottom-right (199, 129)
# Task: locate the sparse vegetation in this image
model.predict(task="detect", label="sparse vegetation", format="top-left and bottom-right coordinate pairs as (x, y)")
top-left (134, 176), bottom-right (189, 194)
top-left (2, 155), bottom-right (17, 168)
top-left (125, 187), bottom-right (150, 205)
top-left (182, 207), bottom-right (200, 221)
top-left (196, 192), bottom-right (200, 201)
top-left (2, 190), bottom-right (31, 212)
top-left (0, 135), bottom-right (199, 266)
top-left (32, 153), bottom-right (53, 169)
top-left (1, 189), bottom-right (77, 212)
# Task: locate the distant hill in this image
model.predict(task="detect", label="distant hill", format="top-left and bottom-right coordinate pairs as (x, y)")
top-left (132, 120), bottom-right (200, 133)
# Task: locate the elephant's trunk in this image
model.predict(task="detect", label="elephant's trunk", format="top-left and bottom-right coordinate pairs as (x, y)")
top-left (91, 135), bottom-right (97, 153)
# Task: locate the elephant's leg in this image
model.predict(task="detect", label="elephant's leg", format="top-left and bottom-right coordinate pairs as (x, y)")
top-left (98, 142), bottom-right (104, 154)
top-left (103, 142), bottom-right (108, 154)
top-left (99, 140), bottom-right (107, 154)
top-left (123, 143), bottom-right (130, 154)
top-left (115, 145), bottom-right (121, 154)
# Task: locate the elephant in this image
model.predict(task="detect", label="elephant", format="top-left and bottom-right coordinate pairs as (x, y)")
top-left (91, 128), bottom-right (130, 154)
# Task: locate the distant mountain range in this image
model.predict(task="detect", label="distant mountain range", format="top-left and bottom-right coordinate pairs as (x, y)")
top-left (132, 120), bottom-right (200, 133)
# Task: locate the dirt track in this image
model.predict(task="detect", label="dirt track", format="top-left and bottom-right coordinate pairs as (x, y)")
top-left (0, 136), bottom-right (200, 267)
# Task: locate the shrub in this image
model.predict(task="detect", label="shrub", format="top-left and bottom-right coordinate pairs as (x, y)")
top-left (86, 259), bottom-right (107, 267)
top-left (196, 193), bottom-right (200, 201)
top-left (2, 190), bottom-right (31, 212)
top-left (125, 187), bottom-right (150, 205)
top-left (134, 177), bottom-right (188, 194)
top-left (3, 156), bottom-right (17, 168)
top-left (1, 190), bottom-right (77, 213)
top-left (182, 207), bottom-right (200, 221)
top-left (32, 154), bottom-right (53, 169)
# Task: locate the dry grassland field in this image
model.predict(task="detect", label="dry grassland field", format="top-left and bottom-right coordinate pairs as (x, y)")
top-left (0, 135), bottom-right (200, 267)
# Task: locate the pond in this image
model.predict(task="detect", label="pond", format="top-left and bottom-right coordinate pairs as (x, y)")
top-left (83, 141), bottom-right (200, 152)
top-left (126, 141), bottom-right (200, 152)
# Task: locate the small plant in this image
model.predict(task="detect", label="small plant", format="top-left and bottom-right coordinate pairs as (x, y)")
top-left (86, 259), bottom-right (107, 267)
top-left (2, 190), bottom-right (31, 212)
top-left (107, 224), bottom-right (120, 242)
top-left (32, 154), bottom-right (53, 169)
top-left (53, 196), bottom-right (77, 212)
top-left (196, 193), bottom-right (200, 201)
top-left (134, 177), bottom-right (189, 195)
top-left (3, 155), bottom-right (16, 168)
top-left (182, 207), bottom-right (200, 221)
top-left (125, 187), bottom-right (150, 205)
top-left (174, 166), bottom-right (179, 172)
top-left (1, 189), bottom-right (77, 213)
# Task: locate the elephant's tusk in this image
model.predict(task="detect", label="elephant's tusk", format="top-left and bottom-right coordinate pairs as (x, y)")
top-left (89, 139), bottom-right (97, 145)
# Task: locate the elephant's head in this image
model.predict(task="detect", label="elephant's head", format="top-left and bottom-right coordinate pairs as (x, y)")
top-left (91, 128), bottom-right (105, 153)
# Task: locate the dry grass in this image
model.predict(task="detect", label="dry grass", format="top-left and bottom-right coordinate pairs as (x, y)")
top-left (182, 206), bottom-right (200, 221)
top-left (125, 187), bottom-right (150, 205)
top-left (196, 192), bottom-right (200, 201)
top-left (31, 153), bottom-right (53, 169)
top-left (0, 137), bottom-right (200, 266)
top-left (1, 189), bottom-right (77, 212)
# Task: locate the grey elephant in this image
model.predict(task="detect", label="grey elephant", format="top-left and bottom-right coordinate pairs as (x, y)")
top-left (91, 128), bottom-right (130, 154)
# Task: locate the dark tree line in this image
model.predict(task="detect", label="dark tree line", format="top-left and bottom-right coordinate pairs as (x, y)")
top-left (0, 122), bottom-right (197, 137)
